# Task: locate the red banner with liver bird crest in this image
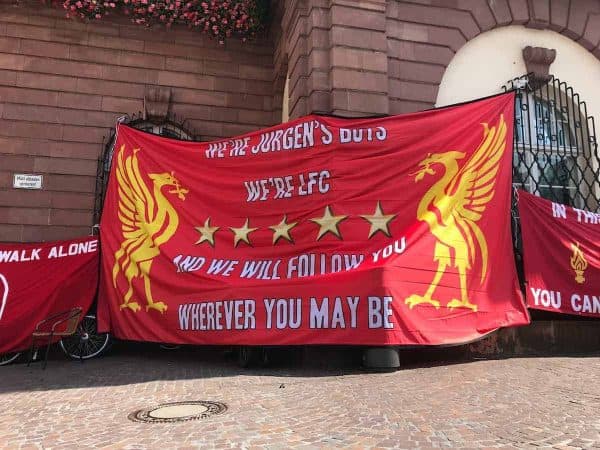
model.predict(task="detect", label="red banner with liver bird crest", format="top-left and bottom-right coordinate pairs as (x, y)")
top-left (519, 189), bottom-right (600, 318)
top-left (0, 236), bottom-right (99, 354)
top-left (97, 93), bottom-right (529, 345)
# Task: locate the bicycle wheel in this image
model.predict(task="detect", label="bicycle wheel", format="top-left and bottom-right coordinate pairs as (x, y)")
top-left (0, 352), bottom-right (21, 366)
top-left (59, 315), bottom-right (112, 360)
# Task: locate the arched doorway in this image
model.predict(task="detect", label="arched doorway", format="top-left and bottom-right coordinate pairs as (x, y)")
top-left (437, 25), bottom-right (600, 326)
top-left (436, 25), bottom-right (600, 221)
top-left (504, 75), bottom-right (600, 293)
top-left (436, 25), bottom-right (600, 123)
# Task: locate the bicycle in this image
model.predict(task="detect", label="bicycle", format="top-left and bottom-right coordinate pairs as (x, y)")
top-left (0, 352), bottom-right (20, 366)
top-left (0, 313), bottom-right (112, 366)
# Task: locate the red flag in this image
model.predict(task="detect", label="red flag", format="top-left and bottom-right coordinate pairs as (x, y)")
top-left (0, 237), bottom-right (99, 353)
top-left (519, 189), bottom-right (600, 317)
top-left (98, 93), bottom-right (529, 345)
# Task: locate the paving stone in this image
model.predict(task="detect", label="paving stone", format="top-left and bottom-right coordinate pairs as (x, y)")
top-left (0, 350), bottom-right (598, 449)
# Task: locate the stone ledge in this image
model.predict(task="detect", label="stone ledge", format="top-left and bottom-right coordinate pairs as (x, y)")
top-left (469, 320), bottom-right (600, 358)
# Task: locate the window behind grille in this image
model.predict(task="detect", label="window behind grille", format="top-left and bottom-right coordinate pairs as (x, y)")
top-left (504, 75), bottom-right (599, 309)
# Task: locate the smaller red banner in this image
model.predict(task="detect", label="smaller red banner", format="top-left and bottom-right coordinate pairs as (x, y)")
top-left (519, 190), bottom-right (600, 318)
top-left (0, 236), bottom-right (99, 353)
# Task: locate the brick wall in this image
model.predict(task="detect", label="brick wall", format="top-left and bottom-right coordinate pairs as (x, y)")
top-left (274, 0), bottom-right (332, 120)
top-left (0, 2), bottom-right (276, 242)
top-left (277, 0), bottom-right (600, 119)
top-left (274, 0), bottom-right (389, 119)
top-left (385, 0), bottom-right (600, 114)
top-left (4, 0), bottom-right (600, 242)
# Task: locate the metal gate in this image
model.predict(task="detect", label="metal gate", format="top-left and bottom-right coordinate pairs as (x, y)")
top-left (504, 74), bottom-right (600, 290)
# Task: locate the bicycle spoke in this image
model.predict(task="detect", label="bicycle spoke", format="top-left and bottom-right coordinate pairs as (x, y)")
top-left (59, 315), bottom-right (111, 360)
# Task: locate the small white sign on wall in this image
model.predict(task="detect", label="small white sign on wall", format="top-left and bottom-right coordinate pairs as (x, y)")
top-left (13, 174), bottom-right (43, 190)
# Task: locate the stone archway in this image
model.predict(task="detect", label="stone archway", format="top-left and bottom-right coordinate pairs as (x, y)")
top-left (435, 25), bottom-right (600, 123)
top-left (385, 0), bottom-right (600, 115)
top-left (275, 1), bottom-right (600, 118)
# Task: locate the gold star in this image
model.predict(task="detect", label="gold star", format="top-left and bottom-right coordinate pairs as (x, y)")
top-left (195, 218), bottom-right (219, 247)
top-left (360, 201), bottom-right (396, 239)
top-left (269, 215), bottom-right (298, 244)
top-left (230, 218), bottom-right (258, 247)
top-left (310, 205), bottom-right (347, 241)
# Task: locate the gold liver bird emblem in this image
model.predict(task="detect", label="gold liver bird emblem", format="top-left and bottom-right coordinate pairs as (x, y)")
top-left (405, 115), bottom-right (507, 312)
top-left (570, 242), bottom-right (588, 284)
top-left (111, 145), bottom-right (188, 314)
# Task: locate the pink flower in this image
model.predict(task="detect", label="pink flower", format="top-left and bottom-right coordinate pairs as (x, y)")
top-left (52, 0), bottom-right (261, 44)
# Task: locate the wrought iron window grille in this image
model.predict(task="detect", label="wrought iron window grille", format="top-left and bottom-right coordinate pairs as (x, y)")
top-left (94, 113), bottom-right (198, 225)
top-left (504, 74), bottom-right (599, 314)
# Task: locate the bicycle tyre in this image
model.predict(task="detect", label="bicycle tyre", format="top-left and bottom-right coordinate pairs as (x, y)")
top-left (59, 314), bottom-right (112, 360)
top-left (0, 352), bottom-right (21, 366)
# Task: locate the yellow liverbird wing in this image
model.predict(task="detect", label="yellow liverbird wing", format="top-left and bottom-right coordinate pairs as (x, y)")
top-left (112, 145), bottom-right (156, 287)
top-left (115, 145), bottom-right (156, 234)
top-left (446, 115), bottom-right (508, 281)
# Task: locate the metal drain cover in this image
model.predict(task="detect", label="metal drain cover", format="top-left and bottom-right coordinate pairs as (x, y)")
top-left (128, 401), bottom-right (227, 423)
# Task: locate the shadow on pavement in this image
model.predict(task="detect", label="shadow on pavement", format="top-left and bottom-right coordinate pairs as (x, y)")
top-left (0, 341), bottom-right (468, 393)
top-left (1, 340), bottom-right (598, 394)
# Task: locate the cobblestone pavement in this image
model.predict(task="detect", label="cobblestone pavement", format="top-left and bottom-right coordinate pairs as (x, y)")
top-left (1, 346), bottom-right (599, 449)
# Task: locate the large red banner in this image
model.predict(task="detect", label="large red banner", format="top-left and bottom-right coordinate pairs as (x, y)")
top-left (0, 236), bottom-right (99, 354)
top-left (98, 93), bottom-right (529, 345)
top-left (519, 189), bottom-right (600, 318)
